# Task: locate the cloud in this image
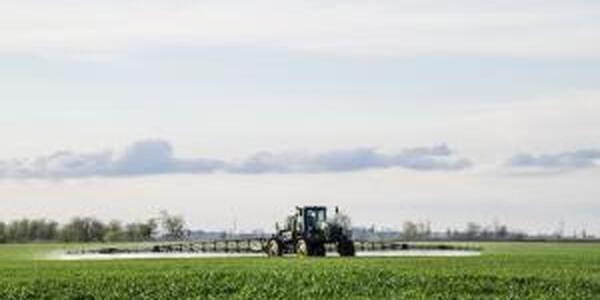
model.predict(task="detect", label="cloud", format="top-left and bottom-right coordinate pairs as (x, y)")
top-left (0, 140), bottom-right (471, 179)
top-left (227, 144), bottom-right (470, 174)
top-left (112, 140), bottom-right (225, 176)
top-left (507, 149), bottom-right (600, 174)
top-left (1, 1), bottom-right (599, 59)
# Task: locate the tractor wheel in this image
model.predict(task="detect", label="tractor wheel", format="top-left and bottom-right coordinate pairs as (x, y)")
top-left (295, 239), bottom-right (312, 257)
top-left (337, 240), bottom-right (355, 257)
top-left (313, 243), bottom-right (326, 257)
top-left (266, 239), bottom-right (283, 257)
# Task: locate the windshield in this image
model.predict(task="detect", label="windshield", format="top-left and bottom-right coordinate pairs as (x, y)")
top-left (305, 208), bottom-right (326, 231)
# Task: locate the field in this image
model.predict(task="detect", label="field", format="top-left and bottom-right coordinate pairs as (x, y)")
top-left (0, 242), bottom-right (599, 299)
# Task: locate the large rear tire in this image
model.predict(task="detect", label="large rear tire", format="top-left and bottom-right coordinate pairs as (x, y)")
top-left (295, 239), bottom-right (312, 257)
top-left (337, 240), bottom-right (355, 257)
top-left (266, 238), bottom-right (283, 257)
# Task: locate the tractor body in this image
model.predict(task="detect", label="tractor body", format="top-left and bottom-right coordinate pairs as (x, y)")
top-left (266, 206), bottom-right (355, 257)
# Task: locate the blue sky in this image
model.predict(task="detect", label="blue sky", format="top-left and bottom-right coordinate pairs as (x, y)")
top-left (1, 0), bottom-right (600, 234)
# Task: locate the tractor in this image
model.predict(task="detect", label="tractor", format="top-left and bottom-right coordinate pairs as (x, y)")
top-left (265, 206), bottom-right (355, 257)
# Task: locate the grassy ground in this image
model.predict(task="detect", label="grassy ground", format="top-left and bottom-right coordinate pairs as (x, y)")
top-left (0, 242), bottom-right (599, 299)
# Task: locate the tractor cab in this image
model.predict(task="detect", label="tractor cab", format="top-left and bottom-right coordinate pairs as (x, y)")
top-left (297, 206), bottom-right (326, 233)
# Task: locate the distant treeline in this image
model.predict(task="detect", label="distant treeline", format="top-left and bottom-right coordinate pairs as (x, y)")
top-left (352, 221), bottom-right (596, 241)
top-left (1, 215), bottom-right (595, 243)
top-left (0, 211), bottom-right (186, 243)
top-left (352, 221), bottom-right (523, 241)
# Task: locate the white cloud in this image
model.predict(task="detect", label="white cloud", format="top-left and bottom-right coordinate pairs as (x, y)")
top-left (227, 144), bottom-right (471, 174)
top-left (0, 139), bottom-right (471, 179)
top-left (506, 149), bottom-right (600, 175)
top-left (1, 0), bottom-right (599, 58)
top-left (0, 140), bottom-right (224, 179)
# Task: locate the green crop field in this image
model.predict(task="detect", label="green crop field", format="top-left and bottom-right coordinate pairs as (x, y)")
top-left (0, 242), bottom-right (599, 299)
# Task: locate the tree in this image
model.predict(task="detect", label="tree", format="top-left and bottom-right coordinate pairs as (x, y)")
top-left (104, 220), bottom-right (125, 242)
top-left (123, 219), bottom-right (157, 242)
top-left (7, 219), bottom-right (31, 242)
top-left (465, 222), bottom-right (482, 240)
top-left (61, 217), bottom-right (106, 242)
top-left (137, 219), bottom-right (158, 241)
top-left (402, 221), bottom-right (418, 240)
top-left (445, 227), bottom-right (453, 239)
top-left (160, 211), bottom-right (186, 241)
top-left (402, 221), bottom-right (432, 240)
top-left (495, 225), bottom-right (508, 239)
top-left (28, 219), bottom-right (58, 241)
top-left (0, 222), bottom-right (5, 243)
top-left (416, 221), bottom-right (432, 240)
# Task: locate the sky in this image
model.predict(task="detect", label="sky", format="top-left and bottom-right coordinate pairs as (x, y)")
top-left (1, 0), bottom-right (600, 235)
